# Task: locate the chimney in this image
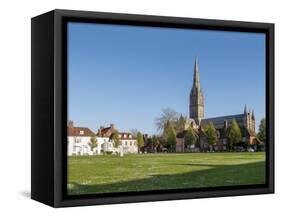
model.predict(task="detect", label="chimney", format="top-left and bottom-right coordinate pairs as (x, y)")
top-left (110, 124), bottom-right (114, 129)
top-left (68, 120), bottom-right (74, 128)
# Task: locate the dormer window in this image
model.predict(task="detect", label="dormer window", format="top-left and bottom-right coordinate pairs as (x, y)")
top-left (124, 134), bottom-right (127, 138)
top-left (80, 130), bottom-right (84, 135)
top-left (129, 135), bottom-right (132, 138)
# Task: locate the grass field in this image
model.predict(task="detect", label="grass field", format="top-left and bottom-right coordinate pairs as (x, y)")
top-left (67, 152), bottom-right (266, 195)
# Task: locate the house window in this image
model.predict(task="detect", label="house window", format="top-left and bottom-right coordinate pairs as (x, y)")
top-left (130, 141), bottom-right (132, 146)
top-left (75, 138), bottom-right (81, 143)
top-left (80, 130), bottom-right (84, 135)
top-left (125, 141), bottom-right (128, 146)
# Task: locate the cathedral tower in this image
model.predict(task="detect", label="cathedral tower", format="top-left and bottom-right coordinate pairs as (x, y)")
top-left (189, 56), bottom-right (204, 125)
top-left (243, 105), bottom-right (256, 132)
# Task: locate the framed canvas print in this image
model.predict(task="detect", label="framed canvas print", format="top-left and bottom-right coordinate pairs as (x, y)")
top-left (31, 9), bottom-right (274, 207)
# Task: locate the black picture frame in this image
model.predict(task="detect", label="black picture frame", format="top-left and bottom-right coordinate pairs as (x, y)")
top-left (31, 9), bottom-right (274, 207)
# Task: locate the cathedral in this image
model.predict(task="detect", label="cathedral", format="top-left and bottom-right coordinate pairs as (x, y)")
top-left (176, 57), bottom-right (258, 152)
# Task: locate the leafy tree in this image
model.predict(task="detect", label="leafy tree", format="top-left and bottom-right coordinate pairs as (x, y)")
top-left (184, 126), bottom-right (198, 146)
top-left (88, 134), bottom-right (98, 150)
top-left (155, 108), bottom-right (179, 132)
top-left (228, 120), bottom-right (242, 150)
top-left (166, 125), bottom-right (176, 151)
top-left (257, 118), bottom-right (266, 144)
top-left (162, 120), bottom-right (172, 141)
top-left (137, 132), bottom-right (144, 152)
top-left (175, 114), bottom-right (186, 133)
top-left (158, 136), bottom-right (166, 151)
top-left (112, 130), bottom-right (120, 148)
top-left (205, 122), bottom-right (217, 146)
top-left (146, 137), bottom-right (153, 149)
top-left (151, 135), bottom-right (160, 151)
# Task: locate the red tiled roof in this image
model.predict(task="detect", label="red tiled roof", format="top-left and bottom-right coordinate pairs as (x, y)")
top-left (68, 127), bottom-right (95, 137)
top-left (119, 132), bottom-right (135, 140)
top-left (96, 127), bottom-right (113, 138)
top-left (95, 124), bottom-right (136, 140)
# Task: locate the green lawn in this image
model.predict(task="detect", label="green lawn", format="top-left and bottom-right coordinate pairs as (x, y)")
top-left (67, 152), bottom-right (266, 195)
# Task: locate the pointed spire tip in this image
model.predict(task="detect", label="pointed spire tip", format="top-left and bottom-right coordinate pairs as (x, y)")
top-left (193, 55), bottom-right (200, 87)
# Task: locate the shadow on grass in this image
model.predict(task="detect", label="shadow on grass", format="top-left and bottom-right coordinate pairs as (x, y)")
top-left (68, 161), bottom-right (266, 195)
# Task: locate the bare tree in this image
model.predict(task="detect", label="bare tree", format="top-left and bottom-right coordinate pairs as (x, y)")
top-left (130, 128), bottom-right (139, 138)
top-left (155, 108), bottom-right (179, 132)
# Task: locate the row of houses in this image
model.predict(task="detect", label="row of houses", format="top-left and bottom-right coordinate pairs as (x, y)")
top-left (67, 121), bottom-right (138, 156)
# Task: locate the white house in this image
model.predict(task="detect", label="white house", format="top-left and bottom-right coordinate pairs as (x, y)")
top-left (68, 122), bottom-right (138, 156)
top-left (119, 132), bottom-right (138, 154)
top-left (96, 124), bottom-right (138, 154)
top-left (67, 121), bottom-right (95, 156)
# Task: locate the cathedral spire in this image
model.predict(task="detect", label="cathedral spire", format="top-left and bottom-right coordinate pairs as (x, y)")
top-left (189, 56), bottom-right (204, 125)
top-left (193, 56), bottom-right (200, 88)
top-left (252, 110), bottom-right (255, 120)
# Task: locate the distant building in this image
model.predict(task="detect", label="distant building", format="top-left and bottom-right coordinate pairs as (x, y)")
top-left (96, 124), bottom-right (138, 154)
top-left (176, 57), bottom-right (259, 152)
top-left (67, 122), bottom-right (138, 156)
top-left (67, 121), bottom-right (95, 156)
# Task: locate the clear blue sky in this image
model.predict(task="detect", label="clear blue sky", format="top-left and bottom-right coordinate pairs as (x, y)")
top-left (67, 22), bottom-right (265, 135)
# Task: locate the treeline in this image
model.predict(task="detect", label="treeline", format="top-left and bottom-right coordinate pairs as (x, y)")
top-left (141, 108), bottom-right (267, 152)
